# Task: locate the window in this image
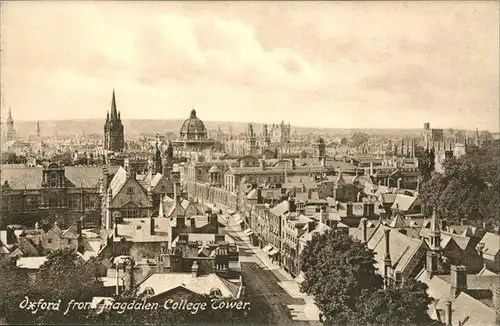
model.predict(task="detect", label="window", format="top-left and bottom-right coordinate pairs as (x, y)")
top-left (67, 239), bottom-right (71, 244)
top-left (48, 239), bottom-right (52, 244)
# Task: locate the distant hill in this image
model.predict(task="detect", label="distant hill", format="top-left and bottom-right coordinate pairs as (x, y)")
top-left (11, 119), bottom-right (445, 139)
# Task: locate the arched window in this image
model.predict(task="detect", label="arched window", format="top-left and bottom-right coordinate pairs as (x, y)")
top-left (209, 288), bottom-right (223, 298)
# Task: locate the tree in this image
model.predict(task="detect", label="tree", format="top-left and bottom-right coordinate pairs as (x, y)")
top-left (355, 279), bottom-right (436, 325)
top-left (0, 257), bottom-right (34, 324)
top-left (350, 132), bottom-right (370, 147)
top-left (300, 230), bottom-right (382, 324)
top-left (28, 248), bottom-right (104, 324)
top-left (300, 231), bottom-right (437, 325)
top-left (420, 140), bottom-right (499, 228)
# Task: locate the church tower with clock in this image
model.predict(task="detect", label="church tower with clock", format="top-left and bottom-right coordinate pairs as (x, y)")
top-left (104, 90), bottom-right (125, 152)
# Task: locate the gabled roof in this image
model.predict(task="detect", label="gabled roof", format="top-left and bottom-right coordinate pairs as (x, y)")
top-left (389, 214), bottom-right (410, 228)
top-left (391, 194), bottom-right (417, 212)
top-left (137, 273), bottom-right (238, 298)
top-left (269, 200), bottom-right (289, 217)
top-left (108, 166), bottom-right (128, 197)
top-left (479, 232), bottom-right (500, 256)
top-left (150, 173), bottom-right (164, 189)
top-left (451, 291), bottom-right (497, 326)
top-left (368, 225), bottom-right (426, 274)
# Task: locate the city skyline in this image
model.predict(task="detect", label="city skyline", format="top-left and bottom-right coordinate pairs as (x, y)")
top-left (1, 1), bottom-right (499, 131)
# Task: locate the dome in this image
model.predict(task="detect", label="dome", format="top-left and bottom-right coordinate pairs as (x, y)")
top-left (209, 165), bottom-right (221, 173)
top-left (180, 109), bottom-right (207, 140)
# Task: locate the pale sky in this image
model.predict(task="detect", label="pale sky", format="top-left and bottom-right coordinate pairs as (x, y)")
top-left (1, 1), bottom-right (499, 131)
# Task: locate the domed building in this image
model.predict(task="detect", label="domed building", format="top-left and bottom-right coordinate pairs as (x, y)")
top-left (180, 109), bottom-right (207, 140)
top-left (173, 109), bottom-right (217, 157)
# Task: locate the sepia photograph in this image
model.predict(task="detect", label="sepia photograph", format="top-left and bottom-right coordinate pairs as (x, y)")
top-left (0, 1), bottom-right (499, 325)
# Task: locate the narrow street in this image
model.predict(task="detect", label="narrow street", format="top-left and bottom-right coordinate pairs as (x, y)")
top-left (223, 216), bottom-right (313, 326)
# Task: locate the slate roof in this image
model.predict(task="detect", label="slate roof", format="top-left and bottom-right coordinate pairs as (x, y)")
top-left (1, 167), bottom-right (43, 189)
top-left (269, 200), bottom-right (289, 217)
top-left (299, 223), bottom-right (331, 242)
top-left (108, 166), bottom-right (128, 197)
top-left (136, 273), bottom-right (238, 298)
top-left (479, 232), bottom-right (500, 256)
top-left (391, 194), bottom-right (417, 212)
top-left (65, 167), bottom-right (102, 188)
top-left (418, 229), bottom-right (472, 251)
top-left (451, 292), bottom-right (497, 326)
top-left (368, 225), bottom-right (426, 274)
top-left (0, 166), bottom-right (102, 190)
top-left (113, 218), bottom-right (169, 243)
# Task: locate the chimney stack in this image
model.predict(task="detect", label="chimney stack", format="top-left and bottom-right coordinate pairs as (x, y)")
top-left (450, 265), bottom-right (468, 298)
top-left (76, 217), bottom-right (82, 237)
top-left (397, 178), bottom-right (402, 189)
top-left (383, 228), bottom-right (392, 288)
top-left (445, 300), bottom-right (452, 326)
top-left (361, 218), bottom-right (368, 243)
top-left (260, 159), bottom-right (265, 170)
top-left (346, 201), bottom-right (353, 217)
top-left (363, 202), bottom-right (368, 217)
top-left (240, 160), bottom-right (245, 168)
top-left (191, 261), bottom-right (199, 278)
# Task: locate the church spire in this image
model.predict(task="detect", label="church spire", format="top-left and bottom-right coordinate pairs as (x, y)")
top-left (36, 121), bottom-right (40, 137)
top-left (7, 107), bottom-right (13, 125)
top-left (110, 89), bottom-right (118, 120)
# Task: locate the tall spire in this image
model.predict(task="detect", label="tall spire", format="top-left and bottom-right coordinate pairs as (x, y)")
top-left (36, 121), bottom-right (40, 137)
top-left (7, 107), bottom-right (13, 125)
top-left (110, 89), bottom-right (118, 120)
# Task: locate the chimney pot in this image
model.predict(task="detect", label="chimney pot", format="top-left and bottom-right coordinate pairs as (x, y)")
top-left (361, 218), bottom-right (368, 243)
top-left (445, 300), bottom-right (452, 326)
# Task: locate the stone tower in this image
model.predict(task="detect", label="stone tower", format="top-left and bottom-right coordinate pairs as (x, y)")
top-left (5, 108), bottom-right (17, 141)
top-left (104, 90), bottom-right (125, 152)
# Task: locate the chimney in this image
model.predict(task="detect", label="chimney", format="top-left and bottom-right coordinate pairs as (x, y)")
top-left (257, 188), bottom-right (263, 204)
top-left (440, 220), bottom-right (447, 232)
top-left (450, 265), bottom-right (467, 298)
top-left (445, 300), bottom-right (452, 326)
top-left (210, 213), bottom-right (219, 234)
top-left (191, 261), bottom-right (199, 278)
top-left (369, 162), bottom-right (374, 176)
top-left (114, 221), bottom-right (119, 237)
top-left (336, 200), bottom-right (340, 210)
top-left (149, 217), bottom-right (155, 235)
top-left (363, 202), bottom-right (369, 217)
top-left (308, 221), bottom-right (316, 232)
top-left (240, 160), bottom-right (245, 168)
top-left (76, 217), bottom-right (82, 237)
top-left (102, 167), bottom-right (109, 192)
top-left (394, 270), bottom-right (402, 287)
top-left (289, 198), bottom-right (296, 213)
top-left (383, 229), bottom-right (392, 288)
top-left (361, 218), bottom-right (368, 243)
top-left (426, 251), bottom-right (438, 275)
top-left (176, 217), bottom-right (185, 229)
top-left (368, 202), bottom-right (375, 217)
top-left (346, 201), bottom-right (353, 217)
top-left (397, 178), bottom-right (402, 189)
top-left (6, 226), bottom-right (16, 245)
top-left (260, 159), bottom-right (265, 170)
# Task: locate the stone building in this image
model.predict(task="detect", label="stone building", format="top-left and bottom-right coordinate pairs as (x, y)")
top-left (103, 90), bottom-right (125, 153)
top-left (0, 162), bottom-right (102, 228)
